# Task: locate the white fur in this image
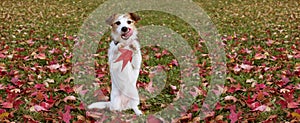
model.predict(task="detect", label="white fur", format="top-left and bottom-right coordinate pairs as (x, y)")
top-left (88, 13), bottom-right (142, 115)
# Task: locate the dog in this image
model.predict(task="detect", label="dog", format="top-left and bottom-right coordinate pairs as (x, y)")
top-left (88, 13), bottom-right (143, 115)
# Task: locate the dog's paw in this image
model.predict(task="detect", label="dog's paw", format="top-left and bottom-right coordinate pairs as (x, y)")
top-left (133, 107), bottom-right (143, 116)
top-left (129, 44), bottom-right (137, 51)
top-left (118, 43), bottom-right (126, 49)
top-left (87, 102), bottom-right (109, 109)
top-left (135, 110), bottom-right (143, 116)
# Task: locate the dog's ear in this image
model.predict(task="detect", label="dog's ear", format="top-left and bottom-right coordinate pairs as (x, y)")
top-left (106, 14), bottom-right (117, 26)
top-left (129, 13), bottom-right (141, 22)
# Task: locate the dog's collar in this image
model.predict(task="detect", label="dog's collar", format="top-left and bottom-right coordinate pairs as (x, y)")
top-left (114, 41), bottom-right (119, 45)
top-left (113, 38), bottom-right (139, 45)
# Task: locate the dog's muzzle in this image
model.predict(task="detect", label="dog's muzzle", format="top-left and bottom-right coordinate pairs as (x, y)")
top-left (121, 27), bottom-right (133, 40)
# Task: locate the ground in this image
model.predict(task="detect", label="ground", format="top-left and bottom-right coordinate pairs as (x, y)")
top-left (0, 0), bottom-right (300, 122)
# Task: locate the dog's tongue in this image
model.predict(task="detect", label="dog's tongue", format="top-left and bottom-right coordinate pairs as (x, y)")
top-left (121, 29), bottom-right (133, 39)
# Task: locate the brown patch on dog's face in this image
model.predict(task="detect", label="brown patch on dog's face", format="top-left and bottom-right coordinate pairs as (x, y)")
top-left (105, 14), bottom-right (118, 26)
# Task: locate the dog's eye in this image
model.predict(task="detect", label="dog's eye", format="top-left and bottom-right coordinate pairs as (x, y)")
top-left (127, 21), bottom-right (132, 24)
top-left (115, 21), bottom-right (121, 25)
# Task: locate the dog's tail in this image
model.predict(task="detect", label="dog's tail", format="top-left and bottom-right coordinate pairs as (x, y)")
top-left (87, 102), bottom-right (110, 109)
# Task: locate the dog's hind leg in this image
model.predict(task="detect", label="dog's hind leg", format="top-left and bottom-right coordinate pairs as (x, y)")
top-left (87, 102), bottom-right (110, 109)
top-left (132, 106), bottom-right (142, 115)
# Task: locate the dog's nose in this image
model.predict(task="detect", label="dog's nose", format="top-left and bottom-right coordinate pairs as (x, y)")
top-left (121, 27), bottom-right (128, 32)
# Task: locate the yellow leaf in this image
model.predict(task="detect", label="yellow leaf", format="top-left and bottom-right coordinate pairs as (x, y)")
top-left (0, 112), bottom-right (9, 119)
top-left (66, 58), bottom-right (71, 63)
top-left (291, 112), bottom-right (300, 119)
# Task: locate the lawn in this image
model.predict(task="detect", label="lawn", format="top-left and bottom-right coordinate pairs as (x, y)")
top-left (0, 0), bottom-right (299, 122)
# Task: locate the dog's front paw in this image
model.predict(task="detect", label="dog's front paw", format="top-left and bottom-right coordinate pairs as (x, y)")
top-left (129, 44), bottom-right (137, 51)
top-left (118, 43), bottom-right (126, 49)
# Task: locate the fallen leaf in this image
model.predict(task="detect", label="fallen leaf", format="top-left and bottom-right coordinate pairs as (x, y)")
top-left (246, 78), bottom-right (256, 83)
top-left (44, 78), bottom-right (55, 83)
top-left (191, 103), bottom-right (199, 112)
top-left (1, 102), bottom-right (13, 109)
top-left (147, 115), bottom-right (162, 123)
top-left (145, 81), bottom-right (156, 93)
top-left (0, 112), bottom-right (9, 119)
top-left (254, 53), bottom-right (267, 60)
top-left (170, 59), bottom-right (178, 66)
top-left (233, 64), bottom-right (241, 72)
top-left (240, 63), bottom-right (253, 71)
top-left (59, 64), bottom-right (68, 73)
top-left (34, 105), bottom-right (49, 112)
top-left (215, 115), bottom-right (224, 120)
top-left (47, 64), bottom-right (60, 71)
top-left (288, 102), bottom-right (298, 109)
top-left (224, 96), bottom-right (237, 102)
top-left (34, 53), bottom-right (46, 60)
top-left (63, 96), bottom-right (76, 103)
top-left (228, 105), bottom-right (240, 123)
top-left (252, 105), bottom-right (270, 112)
top-left (62, 106), bottom-right (72, 123)
top-left (291, 112), bottom-right (300, 119)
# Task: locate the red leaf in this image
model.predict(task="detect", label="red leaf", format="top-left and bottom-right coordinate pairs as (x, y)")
top-left (0, 53), bottom-right (6, 58)
top-left (254, 53), bottom-right (266, 60)
top-left (97, 73), bottom-right (105, 78)
top-left (282, 76), bottom-right (290, 83)
top-left (227, 83), bottom-right (242, 93)
top-left (252, 105), bottom-right (267, 112)
top-left (233, 64), bottom-right (241, 73)
top-left (145, 81), bottom-right (155, 93)
top-left (266, 39), bottom-right (274, 46)
top-left (147, 115), bottom-right (162, 123)
top-left (1, 102), bottom-right (13, 109)
top-left (215, 102), bottom-right (223, 110)
top-left (255, 84), bottom-right (266, 90)
top-left (240, 63), bottom-right (253, 71)
top-left (13, 100), bottom-right (23, 109)
top-left (11, 77), bottom-right (20, 86)
top-left (155, 53), bottom-right (162, 58)
top-left (74, 85), bottom-right (88, 95)
top-left (288, 102), bottom-right (299, 109)
top-left (162, 49), bottom-right (169, 56)
top-left (224, 96), bottom-right (237, 102)
top-left (277, 100), bottom-right (287, 108)
top-left (189, 86), bottom-right (202, 97)
top-left (0, 84), bottom-right (5, 90)
top-left (34, 105), bottom-right (48, 112)
top-left (228, 105), bottom-right (240, 123)
top-left (63, 96), bottom-right (76, 103)
top-left (34, 84), bottom-right (46, 92)
top-left (170, 59), bottom-right (178, 66)
top-left (250, 102), bottom-right (260, 109)
top-left (45, 94), bottom-right (55, 104)
top-left (34, 53), bottom-right (46, 60)
top-left (192, 103), bottom-right (200, 112)
top-left (47, 63), bottom-right (60, 72)
top-left (26, 39), bottom-right (35, 46)
top-left (62, 105), bottom-right (72, 123)
top-left (114, 48), bottom-right (133, 71)
top-left (59, 64), bottom-right (68, 74)
top-left (59, 84), bottom-right (74, 93)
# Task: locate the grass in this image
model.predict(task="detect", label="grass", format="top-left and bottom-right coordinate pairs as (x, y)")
top-left (1, 0), bottom-right (300, 122)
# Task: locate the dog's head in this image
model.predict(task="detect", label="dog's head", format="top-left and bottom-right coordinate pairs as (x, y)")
top-left (106, 13), bottom-right (141, 41)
